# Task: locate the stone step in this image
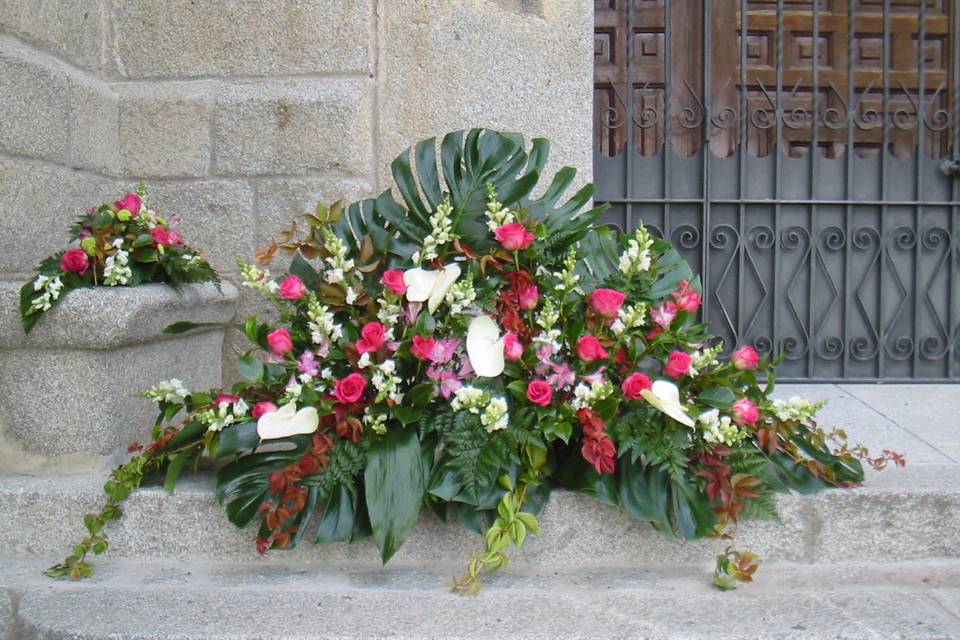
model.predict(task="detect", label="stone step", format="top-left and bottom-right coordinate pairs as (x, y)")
top-left (1, 463), bottom-right (958, 568)
top-left (3, 557), bottom-right (960, 639)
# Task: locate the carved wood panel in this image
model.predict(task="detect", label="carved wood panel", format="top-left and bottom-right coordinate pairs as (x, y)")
top-left (594, 0), bottom-right (956, 158)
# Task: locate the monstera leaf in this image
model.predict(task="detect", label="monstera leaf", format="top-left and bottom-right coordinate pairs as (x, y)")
top-left (328, 129), bottom-right (608, 264)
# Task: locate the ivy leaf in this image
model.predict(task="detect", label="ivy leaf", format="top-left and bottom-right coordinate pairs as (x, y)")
top-left (364, 427), bottom-right (425, 563)
top-left (237, 355), bottom-right (264, 382)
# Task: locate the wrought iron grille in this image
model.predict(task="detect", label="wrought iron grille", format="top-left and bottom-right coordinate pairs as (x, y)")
top-left (593, 0), bottom-right (960, 381)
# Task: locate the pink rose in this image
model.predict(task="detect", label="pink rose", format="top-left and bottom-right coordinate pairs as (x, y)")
top-left (410, 335), bottom-right (436, 361)
top-left (114, 192), bottom-right (142, 216)
top-left (590, 288), bottom-right (626, 318)
top-left (267, 327), bottom-right (294, 355)
top-left (494, 223), bottom-right (536, 251)
top-left (732, 398), bottom-right (760, 426)
top-left (167, 230), bottom-right (181, 246)
top-left (382, 269), bottom-right (407, 296)
top-left (663, 350), bottom-right (693, 378)
top-left (355, 322), bottom-right (388, 354)
top-left (517, 281), bottom-right (539, 310)
top-left (251, 401), bottom-right (278, 419)
top-left (672, 280), bottom-right (702, 313)
top-left (576, 335), bottom-right (609, 363)
top-left (503, 332), bottom-right (524, 360)
top-left (732, 345), bottom-right (760, 371)
top-left (621, 372), bottom-right (652, 400)
top-left (334, 372), bottom-right (367, 404)
top-left (60, 248), bottom-right (89, 275)
top-left (526, 380), bottom-right (553, 407)
top-left (279, 275), bottom-right (307, 300)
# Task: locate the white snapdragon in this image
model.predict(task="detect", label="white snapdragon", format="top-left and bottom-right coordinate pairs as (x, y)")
top-left (143, 379), bottom-right (190, 404)
top-left (619, 222), bottom-right (654, 275)
top-left (535, 299), bottom-right (561, 333)
top-left (237, 259), bottom-right (279, 295)
top-left (321, 228), bottom-right (354, 284)
top-left (306, 293), bottom-right (343, 345)
top-left (377, 296), bottom-right (402, 326)
top-left (484, 184), bottom-right (515, 232)
top-left (445, 271), bottom-right (477, 316)
top-left (481, 397), bottom-right (509, 432)
top-left (371, 359), bottom-right (404, 404)
top-left (771, 396), bottom-right (826, 423)
top-left (103, 239), bottom-right (132, 286)
top-left (698, 409), bottom-right (746, 447)
top-left (689, 343), bottom-right (724, 376)
top-left (29, 274), bottom-right (64, 312)
top-left (611, 303), bottom-right (647, 336)
top-left (551, 247), bottom-right (581, 292)
top-left (571, 379), bottom-right (615, 411)
top-left (450, 386), bottom-right (509, 432)
top-left (420, 196), bottom-right (458, 263)
top-left (363, 407), bottom-right (389, 435)
top-left (198, 401), bottom-right (244, 433)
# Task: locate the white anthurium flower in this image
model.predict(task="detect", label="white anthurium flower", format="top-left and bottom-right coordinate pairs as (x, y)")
top-left (404, 264), bottom-right (461, 313)
top-left (256, 402), bottom-right (320, 441)
top-left (466, 315), bottom-right (505, 377)
top-left (640, 380), bottom-right (695, 428)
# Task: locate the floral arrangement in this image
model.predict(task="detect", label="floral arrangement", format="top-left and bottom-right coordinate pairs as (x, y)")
top-left (47, 130), bottom-right (901, 589)
top-left (20, 187), bottom-right (220, 332)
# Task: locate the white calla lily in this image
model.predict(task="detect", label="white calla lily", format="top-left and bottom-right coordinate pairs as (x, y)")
top-left (256, 402), bottom-right (320, 440)
top-left (466, 315), bottom-right (505, 377)
top-left (640, 380), bottom-right (695, 427)
top-left (403, 264), bottom-right (461, 313)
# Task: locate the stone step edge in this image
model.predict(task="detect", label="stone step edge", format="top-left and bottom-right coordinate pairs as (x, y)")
top-left (4, 562), bottom-right (960, 640)
top-left (2, 464), bottom-right (957, 566)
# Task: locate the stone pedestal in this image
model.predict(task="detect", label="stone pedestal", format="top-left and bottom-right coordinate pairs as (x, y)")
top-left (0, 281), bottom-right (237, 458)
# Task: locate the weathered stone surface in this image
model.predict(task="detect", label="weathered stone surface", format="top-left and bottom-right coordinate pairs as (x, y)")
top-left (839, 384), bottom-right (960, 463)
top-left (0, 36), bottom-right (70, 162)
top-left (376, 0), bottom-right (593, 192)
top-left (123, 180), bottom-right (256, 275)
top-left (0, 37), bottom-right (117, 174)
top-left (214, 80), bottom-right (372, 177)
top-left (0, 283), bottom-right (237, 456)
top-left (66, 69), bottom-right (119, 175)
top-left (0, 157), bottom-right (116, 275)
top-left (108, 0), bottom-right (371, 79)
top-left (0, 469), bottom-right (920, 567)
top-left (0, 0), bottom-right (103, 70)
top-left (0, 590), bottom-right (10, 640)
top-left (116, 82), bottom-right (213, 178)
top-left (253, 176), bottom-right (373, 250)
top-left (13, 578), bottom-right (960, 639)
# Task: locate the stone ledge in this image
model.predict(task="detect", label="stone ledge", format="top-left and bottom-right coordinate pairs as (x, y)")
top-left (7, 564), bottom-right (960, 639)
top-left (0, 281), bottom-right (238, 350)
top-left (0, 466), bottom-right (954, 567)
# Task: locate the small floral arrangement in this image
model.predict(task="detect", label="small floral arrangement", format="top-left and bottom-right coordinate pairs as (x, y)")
top-left (47, 131), bottom-right (901, 589)
top-left (20, 188), bottom-right (220, 332)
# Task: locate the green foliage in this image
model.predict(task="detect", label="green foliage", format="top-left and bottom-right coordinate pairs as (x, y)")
top-left (608, 405), bottom-right (691, 479)
top-left (364, 427), bottom-right (425, 563)
top-left (434, 411), bottom-right (518, 503)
